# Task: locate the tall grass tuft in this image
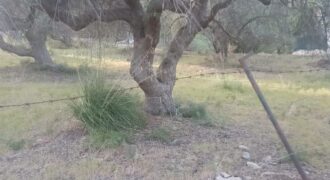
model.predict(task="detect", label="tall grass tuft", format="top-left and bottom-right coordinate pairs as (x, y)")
top-left (177, 100), bottom-right (215, 127)
top-left (71, 75), bottom-right (146, 132)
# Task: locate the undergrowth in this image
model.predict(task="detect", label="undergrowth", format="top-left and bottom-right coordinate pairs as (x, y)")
top-left (146, 128), bottom-right (173, 144)
top-left (71, 75), bottom-right (146, 147)
top-left (177, 100), bottom-right (215, 127)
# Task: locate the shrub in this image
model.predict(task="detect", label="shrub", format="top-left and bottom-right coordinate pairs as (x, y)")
top-left (146, 128), bottom-right (172, 144)
top-left (87, 130), bottom-right (129, 148)
top-left (7, 139), bottom-right (25, 151)
top-left (222, 81), bottom-right (247, 93)
top-left (177, 101), bottom-right (215, 127)
top-left (71, 75), bottom-right (146, 132)
top-left (188, 34), bottom-right (212, 53)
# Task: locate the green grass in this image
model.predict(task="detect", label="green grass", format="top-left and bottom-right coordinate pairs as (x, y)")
top-left (71, 74), bottom-right (146, 148)
top-left (146, 128), bottom-right (173, 144)
top-left (222, 80), bottom-right (247, 93)
top-left (71, 75), bottom-right (146, 132)
top-left (177, 100), bottom-right (216, 127)
top-left (87, 130), bottom-right (130, 148)
top-left (6, 139), bottom-right (26, 151)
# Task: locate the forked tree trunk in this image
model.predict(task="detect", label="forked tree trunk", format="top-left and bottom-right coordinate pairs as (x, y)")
top-left (130, 5), bottom-right (206, 115)
top-left (27, 32), bottom-right (53, 65)
top-left (25, 12), bottom-right (54, 66)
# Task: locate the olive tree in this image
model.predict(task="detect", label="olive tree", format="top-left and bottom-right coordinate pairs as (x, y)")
top-left (41, 0), bottom-right (271, 115)
top-left (0, 0), bottom-right (74, 66)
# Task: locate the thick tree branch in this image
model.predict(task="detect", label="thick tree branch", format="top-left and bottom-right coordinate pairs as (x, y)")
top-left (237, 15), bottom-right (272, 36)
top-left (212, 15), bottom-right (273, 45)
top-left (258, 0), bottom-right (271, 5)
top-left (41, 0), bottom-right (135, 31)
top-left (0, 35), bottom-right (32, 57)
top-left (206, 0), bottom-right (233, 26)
top-left (205, 0), bottom-right (271, 27)
top-left (41, 0), bottom-right (95, 30)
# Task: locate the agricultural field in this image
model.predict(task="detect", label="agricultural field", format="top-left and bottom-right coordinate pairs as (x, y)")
top-left (0, 48), bottom-right (329, 180)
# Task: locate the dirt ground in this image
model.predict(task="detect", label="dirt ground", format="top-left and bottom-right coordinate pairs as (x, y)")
top-left (0, 115), bottom-right (328, 180)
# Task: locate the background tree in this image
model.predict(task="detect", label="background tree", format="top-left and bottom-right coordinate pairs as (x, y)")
top-left (0, 0), bottom-right (74, 66)
top-left (208, 0), bottom-right (293, 59)
top-left (279, 0), bottom-right (329, 51)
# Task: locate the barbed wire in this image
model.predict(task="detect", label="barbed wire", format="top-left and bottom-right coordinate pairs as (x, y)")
top-left (0, 67), bottom-right (329, 109)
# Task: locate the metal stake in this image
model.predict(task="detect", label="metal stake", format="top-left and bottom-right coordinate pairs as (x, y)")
top-left (239, 55), bottom-right (309, 180)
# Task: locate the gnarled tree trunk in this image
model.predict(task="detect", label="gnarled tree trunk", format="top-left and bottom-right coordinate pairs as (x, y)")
top-left (0, 6), bottom-right (54, 66)
top-left (129, 0), bottom-right (208, 115)
top-left (25, 17), bottom-right (54, 66)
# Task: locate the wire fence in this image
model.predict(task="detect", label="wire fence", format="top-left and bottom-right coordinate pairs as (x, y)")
top-left (0, 67), bottom-right (329, 109)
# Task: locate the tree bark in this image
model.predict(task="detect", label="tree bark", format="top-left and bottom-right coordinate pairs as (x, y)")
top-left (0, 7), bottom-right (54, 66)
top-left (26, 9), bottom-right (54, 66)
top-left (129, 1), bottom-right (209, 115)
top-left (0, 36), bottom-right (32, 57)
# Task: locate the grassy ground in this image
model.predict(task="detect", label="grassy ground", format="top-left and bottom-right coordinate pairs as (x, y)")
top-left (0, 47), bottom-right (329, 179)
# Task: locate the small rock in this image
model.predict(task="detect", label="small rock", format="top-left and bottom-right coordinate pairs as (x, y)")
top-left (215, 176), bottom-right (242, 180)
top-left (244, 176), bottom-right (252, 180)
top-left (247, 162), bottom-right (262, 169)
top-left (215, 172), bottom-right (243, 180)
top-left (229, 177), bottom-right (242, 180)
top-left (215, 175), bottom-right (226, 180)
top-left (242, 152), bottom-right (251, 160)
top-left (238, 145), bottom-right (249, 151)
top-left (220, 172), bottom-right (231, 178)
top-left (261, 172), bottom-right (294, 179)
top-left (262, 156), bottom-right (272, 163)
top-left (170, 139), bottom-right (189, 146)
top-left (32, 138), bottom-right (50, 148)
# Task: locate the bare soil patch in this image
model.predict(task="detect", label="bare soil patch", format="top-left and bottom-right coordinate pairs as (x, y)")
top-left (0, 116), bottom-right (328, 180)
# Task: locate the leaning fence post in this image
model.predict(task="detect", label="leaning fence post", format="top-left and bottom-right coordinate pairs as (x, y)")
top-left (239, 54), bottom-right (309, 180)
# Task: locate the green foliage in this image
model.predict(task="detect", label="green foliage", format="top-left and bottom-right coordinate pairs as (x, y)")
top-left (7, 139), bottom-right (25, 151)
top-left (87, 130), bottom-right (130, 148)
top-left (222, 81), bottom-right (247, 93)
top-left (71, 75), bottom-right (146, 132)
top-left (177, 101), bottom-right (215, 127)
top-left (188, 34), bottom-right (212, 54)
top-left (279, 150), bottom-right (309, 164)
top-left (146, 128), bottom-right (172, 143)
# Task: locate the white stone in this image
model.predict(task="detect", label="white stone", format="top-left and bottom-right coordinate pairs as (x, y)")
top-left (215, 176), bottom-right (226, 180)
top-left (262, 156), bottom-right (272, 163)
top-left (220, 172), bottom-right (231, 178)
top-left (228, 177), bottom-right (242, 180)
top-left (247, 162), bottom-right (262, 169)
top-left (215, 176), bottom-right (242, 180)
top-left (244, 176), bottom-right (252, 180)
top-left (242, 152), bottom-right (251, 160)
top-left (238, 145), bottom-right (249, 151)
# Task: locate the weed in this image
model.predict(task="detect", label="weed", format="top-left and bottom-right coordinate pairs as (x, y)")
top-left (71, 75), bottom-right (146, 132)
top-left (177, 101), bottom-right (215, 127)
top-left (278, 150), bottom-right (309, 164)
top-left (222, 80), bottom-right (247, 93)
top-left (146, 128), bottom-right (172, 143)
top-left (7, 139), bottom-right (25, 151)
top-left (87, 130), bottom-right (130, 148)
